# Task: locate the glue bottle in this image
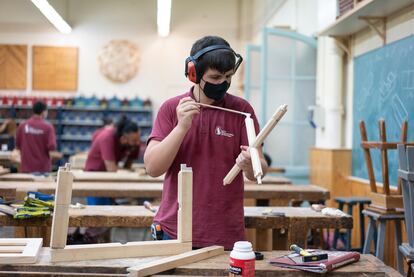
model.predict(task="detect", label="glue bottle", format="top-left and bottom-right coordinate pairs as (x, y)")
top-left (229, 241), bottom-right (255, 277)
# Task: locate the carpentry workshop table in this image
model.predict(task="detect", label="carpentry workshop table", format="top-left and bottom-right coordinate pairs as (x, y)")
top-left (0, 171), bottom-right (292, 184)
top-left (0, 181), bottom-right (328, 202)
top-left (0, 206), bottom-right (350, 249)
top-left (0, 250), bottom-right (400, 276)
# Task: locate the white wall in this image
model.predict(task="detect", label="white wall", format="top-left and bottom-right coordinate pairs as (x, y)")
top-left (0, 0), bottom-right (242, 110)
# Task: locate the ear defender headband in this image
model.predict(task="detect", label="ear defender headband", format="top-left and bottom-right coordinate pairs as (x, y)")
top-left (184, 45), bottom-right (243, 84)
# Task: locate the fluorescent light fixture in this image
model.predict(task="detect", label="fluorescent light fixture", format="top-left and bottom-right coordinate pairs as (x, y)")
top-left (31, 0), bottom-right (72, 34)
top-left (157, 0), bottom-right (172, 37)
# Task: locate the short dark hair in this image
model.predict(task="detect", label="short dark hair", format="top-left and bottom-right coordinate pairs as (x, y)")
top-left (115, 115), bottom-right (139, 137)
top-left (33, 101), bottom-right (47, 115)
top-left (190, 36), bottom-right (236, 78)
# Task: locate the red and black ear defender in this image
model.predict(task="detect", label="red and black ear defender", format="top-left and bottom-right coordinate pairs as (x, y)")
top-left (184, 45), bottom-right (243, 84)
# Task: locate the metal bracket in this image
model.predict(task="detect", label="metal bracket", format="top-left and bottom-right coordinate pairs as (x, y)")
top-left (359, 16), bottom-right (386, 45)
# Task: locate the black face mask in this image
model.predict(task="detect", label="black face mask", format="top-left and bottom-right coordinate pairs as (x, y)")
top-left (202, 80), bottom-right (230, 101)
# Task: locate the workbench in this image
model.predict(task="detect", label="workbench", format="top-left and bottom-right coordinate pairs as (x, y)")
top-left (0, 206), bottom-right (351, 250)
top-left (0, 171), bottom-right (292, 184)
top-left (0, 250), bottom-right (400, 276)
top-left (0, 182), bottom-right (328, 203)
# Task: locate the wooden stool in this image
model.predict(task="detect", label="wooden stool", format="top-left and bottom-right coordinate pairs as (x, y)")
top-left (333, 197), bottom-right (371, 251)
top-left (362, 208), bottom-right (404, 274)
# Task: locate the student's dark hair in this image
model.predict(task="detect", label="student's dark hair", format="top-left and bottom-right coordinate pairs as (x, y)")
top-left (33, 101), bottom-right (47, 115)
top-left (190, 36), bottom-right (236, 77)
top-left (115, 115), bottom-right (139, 137)
top-left (263, 152), bottom-right (272, 167)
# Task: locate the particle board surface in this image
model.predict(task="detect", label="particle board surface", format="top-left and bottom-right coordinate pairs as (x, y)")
top-left (32, 46), bottom-right (78, 91)
top-left (0, 44), bottom-right (27, 89)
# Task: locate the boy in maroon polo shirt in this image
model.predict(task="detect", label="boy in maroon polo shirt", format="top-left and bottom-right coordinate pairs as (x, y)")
top-left (84, 116), bottom-right (140, 205)
top-left (15, 101), bottom-right (56, 174)
top-left (144, 36), bottom-right (268, 250)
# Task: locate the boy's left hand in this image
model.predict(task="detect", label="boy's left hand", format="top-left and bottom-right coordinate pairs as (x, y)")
top-left (236, 145), bottom-right (252, 171)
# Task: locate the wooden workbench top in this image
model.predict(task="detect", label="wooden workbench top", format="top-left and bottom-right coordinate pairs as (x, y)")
top-left (0, 250), bottom-right (400, 276)
top-left (0, 206), bottom-right (351, 229)
top-left (0, 181), bottom-right (328, 201)
top-left (0, 171), bottom-right (292, 184)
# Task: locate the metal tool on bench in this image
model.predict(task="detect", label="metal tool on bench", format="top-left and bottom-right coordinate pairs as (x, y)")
top-left (290, 244), bottom-right (328, 262)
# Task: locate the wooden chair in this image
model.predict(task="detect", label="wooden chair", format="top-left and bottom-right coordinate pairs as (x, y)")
top-left (359, 119), bottom-right (412, 210)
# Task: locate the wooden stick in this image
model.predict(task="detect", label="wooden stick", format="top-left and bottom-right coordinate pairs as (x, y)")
top-left (177, 164), bottom-right (192, 243)
top-left (379, 120), bottom-right (390, 195)
top-left (127, 246), bottom-right (224, 277)
top-left (50, 241), bottom-right (192, 262)
top-left (50, 163), bottom-right (74, 249)
top-left (245, 115), bottom-right (263, 184)
top-left (196, 102), bottom-right (250, 117)
top-left (223, 104), bottom-right (288, 186)
top-left (359, 121), bottom-right (377, 193)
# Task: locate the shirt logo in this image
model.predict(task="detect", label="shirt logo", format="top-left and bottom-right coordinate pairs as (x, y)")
top-left (215, 126), bottom-right (234, 137)
top-left (24, 124), bottom-right (44, 135)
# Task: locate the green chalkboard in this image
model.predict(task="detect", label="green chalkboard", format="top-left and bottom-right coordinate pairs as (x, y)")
top-left (353, 35), bottom-right (414, 186)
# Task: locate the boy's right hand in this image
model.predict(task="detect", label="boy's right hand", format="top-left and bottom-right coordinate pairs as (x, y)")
top-left (176, 97), bottom-right (200, 132)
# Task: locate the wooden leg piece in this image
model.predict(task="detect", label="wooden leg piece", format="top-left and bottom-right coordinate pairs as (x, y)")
top-left (127, 246), bottom-right (224, 277)
top-left (177, 165), bottom-right (192, 243)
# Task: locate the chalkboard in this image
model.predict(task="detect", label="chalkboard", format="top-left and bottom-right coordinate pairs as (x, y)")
top-left (353, 35), bottom-right (414, 187)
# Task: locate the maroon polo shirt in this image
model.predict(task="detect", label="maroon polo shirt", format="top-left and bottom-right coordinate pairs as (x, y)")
top-left (85, 127), bottom-right (139, 171)
top-left (148, 88), bottom-right (259, 250)
top-left (16, 116), bottom-right (56, 173)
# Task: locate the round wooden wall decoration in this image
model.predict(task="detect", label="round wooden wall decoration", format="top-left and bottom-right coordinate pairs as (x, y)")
top-left (98, 40), bottom-right (140, 83)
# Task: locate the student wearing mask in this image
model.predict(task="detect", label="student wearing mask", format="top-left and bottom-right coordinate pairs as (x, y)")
top-left (144, 36), bottom-right (268, 250)
top-left (15, 102), bottom-right (56, 174)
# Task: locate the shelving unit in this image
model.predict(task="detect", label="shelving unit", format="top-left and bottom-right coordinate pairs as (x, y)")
top-left (0, 101), bottom-right (153, 160)
top-left (320, 0), bottom-right (414, 37)
top-left (319, 0), bottom-right (413, 55)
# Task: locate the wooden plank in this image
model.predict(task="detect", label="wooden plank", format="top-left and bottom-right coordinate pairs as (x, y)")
top-left (379, 120), bottom-right (390, 195)
top-left (32, 46), bottom-right (78, 91)
top-left (50, 241), bottom-right (192, 262)
top-left (127, 246), bottom-right (224, 277)
top-left (0, 44), bottom-right (27, 89)
top-left (360, 121), bottom-right (377, 193)
top-left (177, 165), bottom-right (192, 243)
top-left (0, 182), bottom-right (325, 202)
top-left (0, 238), bottom-right (42, 264)
top-left (50, 165), bottom-right (73, 249)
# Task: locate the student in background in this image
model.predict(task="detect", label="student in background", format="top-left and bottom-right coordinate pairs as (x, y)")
top-left (84, 116), bottom-right (141, 204)
top-left (15, 102), bottom-right (56, 174)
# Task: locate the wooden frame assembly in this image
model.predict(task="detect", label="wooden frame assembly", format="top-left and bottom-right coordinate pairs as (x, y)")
top-left (224, 104), bottom-right (288, 185)
top-left (49, 164), bottom-right (195, 262)
top-left (0, 238), bottom-right (42, 264)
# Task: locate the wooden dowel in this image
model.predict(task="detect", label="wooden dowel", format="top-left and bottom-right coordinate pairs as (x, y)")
top-left (359, 121), bottom-right (377, 193)
top-left (196, 102), bottom-right (250, 117)
top-left (223, 104), bottom-right (288, 186)
top-left (245, 116), bottom-right (263, 184)
top-left (379, 120), bottom-right (390, 195)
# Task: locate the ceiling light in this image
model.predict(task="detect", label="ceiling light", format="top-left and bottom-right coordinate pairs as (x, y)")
top-left (157, 0), bottom-right (172, 37)
top-left (31, 0), bottom-right (72, 34)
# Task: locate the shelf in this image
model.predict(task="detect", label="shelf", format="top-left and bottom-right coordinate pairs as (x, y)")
top-left (61, 120), bottom-right (104, 126)
top-left (60, 135), bottom-right (92, 141)
top-left (139, 122), bottom-right (152, 128)
top-left (107, 106), bottom-right (152, 112)
top-left (62, 106), bottom-right (105, 111)
top-left (319, 0), bottom-right (414, 37)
